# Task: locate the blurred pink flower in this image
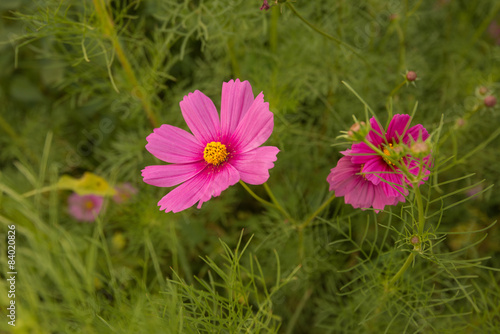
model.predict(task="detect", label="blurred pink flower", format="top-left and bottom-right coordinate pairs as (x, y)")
top-left (113, 183), bottom-right (138, 204)
top-left (466, 184), bottom-right (483, 199)
top-left (327, 151), bottom-right (405, 212)
top-left (68, 193), bottom-right (103, 222)
top-left (488, 21), bottom-right (500, 45)
top-left (142, 79), bottom-right (279, 213)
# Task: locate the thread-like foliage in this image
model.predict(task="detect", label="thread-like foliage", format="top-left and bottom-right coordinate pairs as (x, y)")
top-left (1, 1), bottom-right (500, 333)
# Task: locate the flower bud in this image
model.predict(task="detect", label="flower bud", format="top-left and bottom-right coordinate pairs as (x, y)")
top-left (389, 13), bottom-right (399, 22)
top-left (455, 118), bottom-right (466, 128)
top-left (346, 121), bottom-right (368, 141)
top-left (410, 139), bottom-right (431, 158)
top-left (260, 0), bottom-right (270, 10)
top-left (484, 95), bottom-right (497, 108)
top-left (406, 71), bottom-right (417, 82)
top-left (478, 86), bottom-right (488, 95)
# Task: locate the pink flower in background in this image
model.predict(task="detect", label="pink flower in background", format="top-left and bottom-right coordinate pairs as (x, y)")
top-left (142, 79), bottom-right (279, 213)
top-left (327, 151), bottom-right (405, 212)
top-left (68, 193), bottom-right (103, 222)
top-left (350, 114), bottom-right (431, 198)
top-left (113, 183), bottom-right (138, 204)
top-left (488, 21), bottom-right (500, 45)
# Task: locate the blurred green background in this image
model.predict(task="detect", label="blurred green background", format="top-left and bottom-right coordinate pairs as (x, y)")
top-left (1, 0), bottom-right (500, 333)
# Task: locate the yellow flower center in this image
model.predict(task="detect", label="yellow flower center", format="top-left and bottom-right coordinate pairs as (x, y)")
top-left (203, 141), bottom-right (228, 166)
top-left (359, 164), bottom-right (367, 179)
top-left (383, 143), bottom-right (395, 165)
top-left (85, 200), bottom-right (94, 210)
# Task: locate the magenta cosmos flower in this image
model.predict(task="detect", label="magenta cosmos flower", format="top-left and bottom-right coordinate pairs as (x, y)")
top-left (68, 193), bottom-right (104, 222)
top-left (142, 79), bottom-right (279, 213)
top-left (327, 114), bottom-right (431, 212)
top-left (327, 150), bottom-right (405, 212)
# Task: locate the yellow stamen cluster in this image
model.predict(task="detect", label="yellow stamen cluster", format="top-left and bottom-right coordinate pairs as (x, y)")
top-left (382, 143), bottom-right (397, 165)
top-left (203, 141), bottom-right (228, 166)
top-left (359, 164), bottom-right (367, 179)
top-left (85, 200), bottom-right (95, 210)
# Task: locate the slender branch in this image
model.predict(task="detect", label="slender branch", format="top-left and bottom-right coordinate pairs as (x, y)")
top-left (23, 185), bottom-right (58, 197)
top-left (92, 0), bottom-right (158, 128)
top-left (239, 180), bottom-right (274, 208)
top-left (286, 3), bottom-right (370, 67)
top-left (389, 79), bottom-right (406, 97)
top-left (263, 183), bottom-right (294, 222)
top-left (414, 183), bottom-right (425, 236)
top-left (389, 252), bottom-right (415, 285)
top-left (300, 193), bottom-right (336, 230)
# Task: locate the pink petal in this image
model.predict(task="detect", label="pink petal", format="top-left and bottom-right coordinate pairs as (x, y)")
top-left (157, 172), bottom-right (212, 213)
top-left (350, 142), bottom-right (378, 164)
top-left (220, 79), bottom-right (255, 141)
top-left (141, 162), bottom-right (206, 187)
top-left (146, 124), bottom-right (204, 163)
top-left (179, 90), bottom-right (221, 144)
top-left (386, 114), bottom-right (411, 142)
top-left (327, 156), bottom-right (406, 213)
top-left (344, 177), bottom-right (365, 207)
top-left (404, 124), bottom-right (429, 144)
top-left (230, 146), bottom-right (279, 185)
top-left (360, 157), bottom-right (388, 185)
top-left (230, 92), bottom-right (273, 153)
top-left (197, 163), bottom-right (240, 207)
top-left (368, 117), bottom-right (386, 146)
top-left (350, 179), bottom-right (374, 208)
top-left (327, 156), bottom-right (361, 195)
top-left (156, 163), bottom-right (240, 213)
top-left (380, 172), bottom-right (407, 197)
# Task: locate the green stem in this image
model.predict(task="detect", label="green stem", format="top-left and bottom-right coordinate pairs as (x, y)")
top-left (239, 181), bottom-right (294, 222)
top-left (92, 0), bottom-right (158, 128)
top-left (23, 185), bottom-right (58, 197)
top-left (300, 193), bottom-right (336, 230)
top-left (239, 180), bottom-right (274, 207)
top-left (0, 114), bottom-right (37, 163)
top-left (414, 184), bottom-right (425, 236)
top-left (389, 252), bottom-right (415, 285)
top-left (389, 79), bottom-right (406, 97)
top-left (270, 5), bottom-right (279, 54)
top-left (286, 3), bottom-right (369, 67)
top-left (227, 37), bottom-right (241, 79)
top-left (263, 183), bottom-right (294, 223)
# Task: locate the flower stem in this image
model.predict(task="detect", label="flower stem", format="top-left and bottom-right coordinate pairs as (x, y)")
top-left (23, 185), bottom-right (58, 197)
top-left (389, 252), bottom-right (415, 285)
top-left (389, 79), bottom-right (406, 97)
top-left (285, 2), bottom-right (369, 67)
top-left (414, 184), bottom-right (425, 236)
top-left (92, 0), bottom-right (158, 128)
top-left (300, 193), bottom-right (336, 230)
top-left (239, 180), bottom-right (274, 207)
top-left (263, 183), bottom-right (294, 223)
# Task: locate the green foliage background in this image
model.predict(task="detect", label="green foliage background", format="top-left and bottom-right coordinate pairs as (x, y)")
top-left (1, 0), bottom-right (500, 333)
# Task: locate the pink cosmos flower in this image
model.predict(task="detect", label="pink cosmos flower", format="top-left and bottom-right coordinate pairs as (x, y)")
top-left (327, 151), bottom-right (405, 212)
top-left (113, 183), bottom-right (138, 204)
top-left (68, 193), bottom-right (103, 222)
top-left (327, 114), bottom-right (431, 212)
top-left (349, 114), bottom-right (431, 198)
top-left (142, 79), bottom-right (279, 213)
